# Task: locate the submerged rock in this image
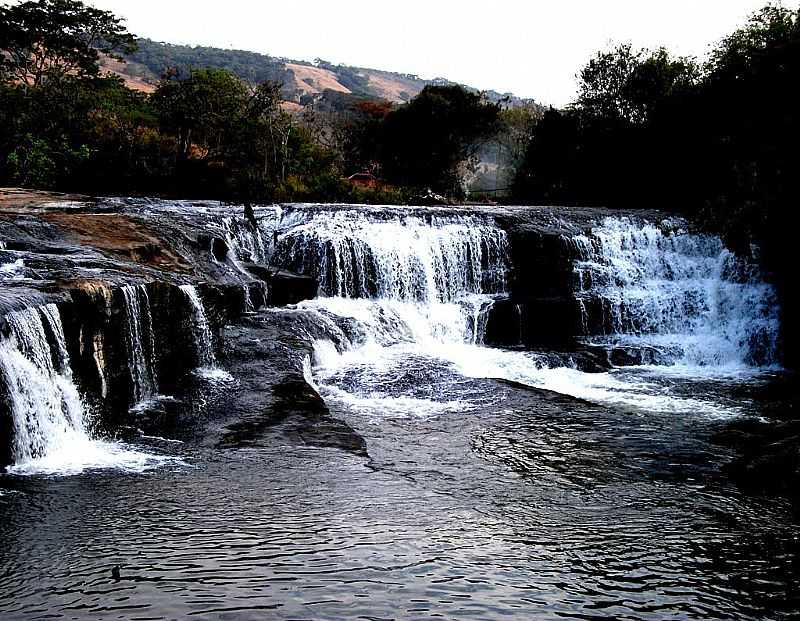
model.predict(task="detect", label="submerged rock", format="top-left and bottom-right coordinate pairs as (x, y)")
top-left (715, 420), bottom-right (800, 497)
top-left (713, 375), bottom-right (800, 497)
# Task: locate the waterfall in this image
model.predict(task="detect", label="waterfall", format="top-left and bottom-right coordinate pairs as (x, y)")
top-left (274, 210), bottom-right (508, 302)
top-left (273, 209), bottom-right (509, 349)
top-left (0, 302), bottom-right (182, 474)
top-left (251, 206), bottom-right (784, 420)
top-left (217, 211), bottom-right (281, 311)
top-left (121, 285), bottom-right (158, 404)
top-left (572, 217), bottom-right (780, 367)
top-left (180, 285), bottom-right (216, 368)
top-left (220, 215), bottom-right (274, 265)
top-left (0, 258), bottom-right (25, 280)
top-left (0, 305), bottom-right (89, 463)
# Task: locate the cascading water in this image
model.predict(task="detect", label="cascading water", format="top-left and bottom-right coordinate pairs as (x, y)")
top-left (272, 208), bottom-right (781, 419)
top-left (0, 305), bottom-right (87, 463)
top-left (220, 214), bottom-right (276, 266)
top-left (272, 209), bottom-right (509, 353)
top-left (0, 304), bottom-right (174, 474)
top-left (216, 210), bottom-right (282, 311)
top-left (121, 285), bottom-right (158, 404)
top-left (180, 285), bottom-right (216, 368)
top-left (275, 210), bottom-right (508, 301)
top-left (267, 208), bottom-right (512, 416)
top-left (571, 217), bottom-right (780, 368)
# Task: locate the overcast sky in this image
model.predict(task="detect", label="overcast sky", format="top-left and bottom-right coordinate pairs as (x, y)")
top-left (89, 0), bottom-right (790, 106)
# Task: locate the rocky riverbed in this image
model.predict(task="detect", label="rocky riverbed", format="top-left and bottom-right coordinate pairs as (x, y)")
top-left (0, 188), bottom-right (797, 619)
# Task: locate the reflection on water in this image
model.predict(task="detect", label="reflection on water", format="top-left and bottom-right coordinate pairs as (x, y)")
top-left (1, 207), bottom-right (795, 619)
top-left (1, 358), bottom-right (798, 620)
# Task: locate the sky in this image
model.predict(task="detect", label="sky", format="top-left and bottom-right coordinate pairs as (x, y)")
top-left (88, 0), bottom-right (790, 107)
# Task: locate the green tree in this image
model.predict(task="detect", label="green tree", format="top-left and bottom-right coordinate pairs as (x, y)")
top-left (0, 0), bottom-right (136, 87)
top-left (151, 68), bottom-right (250, 162)
top-left (577, 44), bottom-right (698, 124)
top-left (6, 133), bottom-right (89, 187)
top-left (513, 45), bottom-right (698, 205)
top-left (248, 81), bottom-right (293, 184)
top-left (379, 85), bottom-right (499, 196)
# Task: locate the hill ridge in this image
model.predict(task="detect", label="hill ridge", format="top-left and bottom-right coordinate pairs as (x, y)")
top-left (103, 37), bottom-right (540, 109)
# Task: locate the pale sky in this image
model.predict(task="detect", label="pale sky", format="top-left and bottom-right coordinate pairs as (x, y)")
top-left (88, 0), bottom-right (791, 106)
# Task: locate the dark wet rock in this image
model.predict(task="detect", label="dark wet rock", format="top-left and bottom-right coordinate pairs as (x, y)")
top-left (490, 206), bottom-right (672, 346)
top-left (485, 297), bottom-right (582, 348)
top-left (716, 425), bottom-right (800, 497)
top-left (468, 377), bottom-right (705, 488)
top-left (246, 280), bottom-right (269, 309)
top-left (212, 237), bottom-right (229, 262)
top-left (491, 378), bottom-right (599, 406)
top-left (0, 192), bottom-right (365, 465)
top-left (214, 314), bottom-right (366, 455)
top-left (580, 343), bottom-right (680, 368)
top-left (713, 386), bottom-right (800, 497)
top-left (244, 264), bottom-right (318, 306)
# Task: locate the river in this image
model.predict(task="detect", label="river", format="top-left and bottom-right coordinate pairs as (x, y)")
top-left (0, 202), bottom-right (796, 619)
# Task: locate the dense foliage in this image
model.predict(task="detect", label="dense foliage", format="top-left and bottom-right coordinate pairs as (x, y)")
top-left (128, 39), bottom-right (294, 97)
top-left (0, 0), bottom-right (135, 86)
top-left (378, 86), bottom-right (500, 197)
top-left (512, 5), bottom-right (799, 364)
top-left (0, 0), bottom-right (500, 203)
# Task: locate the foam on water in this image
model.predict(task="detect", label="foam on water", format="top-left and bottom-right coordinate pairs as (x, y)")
top-left (0, 258), bottom-right (26, 280)
top-left (0, 304), bottom-right (180, 476)
top-left (284, 211), bottom-right (779, 419)
top-left (573, 217), bottom-right (780, 367)
top-left (297, 294), bottom-right (494, 348)
top-left (321, 384), bottom-right (469, 419)
top-left (6, 438), bottom-right (183, 476)
top-left (442, 343), bottom-right (753, 418)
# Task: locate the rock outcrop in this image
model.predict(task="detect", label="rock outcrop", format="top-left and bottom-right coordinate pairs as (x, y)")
top-left (0, 191), bottom-right (787, 482)
top-left (0, 190), bottom-right (325, 467)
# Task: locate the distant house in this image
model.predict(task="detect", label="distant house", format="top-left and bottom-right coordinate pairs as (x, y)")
top-left (347, 172), bottom-right (379, 188)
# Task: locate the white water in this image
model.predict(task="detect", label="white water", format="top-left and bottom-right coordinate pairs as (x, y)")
top-left (121, 285), bottom-right (158, 404)
top-left (572, 217), bottom-right (780, 368)
top-left (0, 258), bottom-right (26, 280)
top-left (220, 214), bottom-right (278, 266)
top-left (275, 210), bottom-right (508, 301)
top-left (180, 285), bottom-right (216, 369)
top-left (217, 211), bottom-right (281, 311)
top-left (0, 304), bottom-right (177, 475)
top-left (279, 211), bottom-right (780, 419)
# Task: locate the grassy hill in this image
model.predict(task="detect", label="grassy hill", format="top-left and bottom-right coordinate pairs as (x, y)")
top-left (103, 38), bottom-right (541, 109)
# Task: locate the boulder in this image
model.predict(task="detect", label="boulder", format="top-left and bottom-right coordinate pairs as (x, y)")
top-left (243, 264), bottom-right (318, 306)
top-left (485, 296), bottom-right (582, 348)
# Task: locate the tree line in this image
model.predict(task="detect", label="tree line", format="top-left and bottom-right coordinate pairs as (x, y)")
top-left (510, 5), bottom-right (798, 364)
top-left (0, 0), bottom-right (502, 203)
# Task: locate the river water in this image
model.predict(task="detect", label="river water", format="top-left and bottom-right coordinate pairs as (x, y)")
top-left (1, 204), bottom-right (797, 619)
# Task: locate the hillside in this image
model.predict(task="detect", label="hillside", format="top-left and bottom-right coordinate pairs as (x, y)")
top-left (102, 38), bottom-right (540, 109)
